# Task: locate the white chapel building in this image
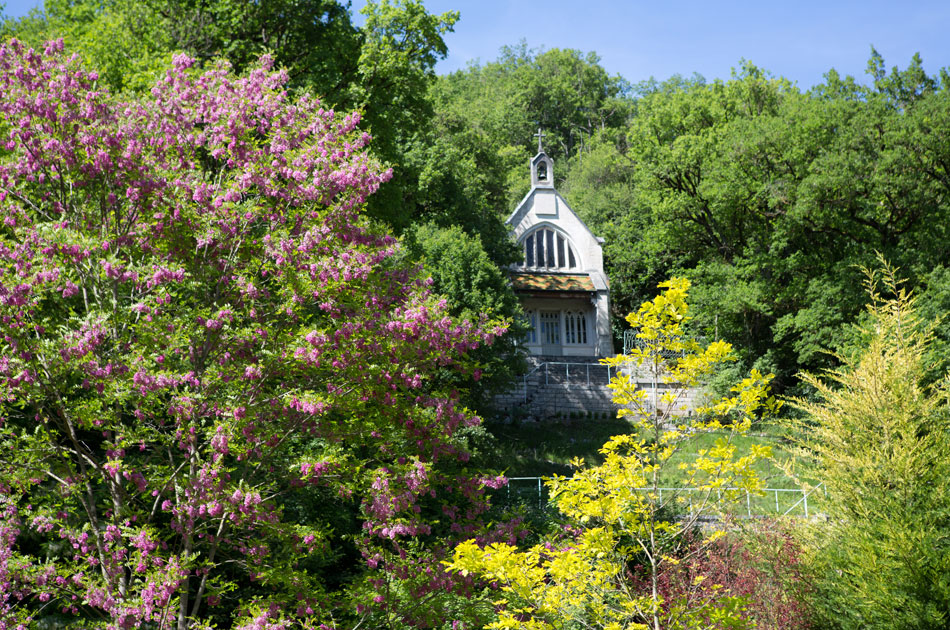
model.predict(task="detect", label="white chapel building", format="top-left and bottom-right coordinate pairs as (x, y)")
top-left (506, 145), bottom-right (612, 357)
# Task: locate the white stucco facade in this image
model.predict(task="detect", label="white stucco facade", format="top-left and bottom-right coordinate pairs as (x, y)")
top-left (506, 151), bottom-right (612, 357)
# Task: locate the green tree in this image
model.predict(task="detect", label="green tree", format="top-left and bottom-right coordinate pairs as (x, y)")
top-left (570, 56), bottom-right (950, 393)
top-left (430, 45), bottom-right (632, 207)
top-left (918, 264), bottom-right (950, 382)
top-left (3, 0), bottom-right (363, 95)
top-left (0, 0), bottom-right (172, 91)
top-left (789, 264), bottom-right (950, 630)
top-left (404, 223), bottom-right (527, 410)
top-left (447, 279), bottom-right (780, 630)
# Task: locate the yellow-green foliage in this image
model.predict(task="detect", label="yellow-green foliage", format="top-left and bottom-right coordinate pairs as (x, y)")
top-left (788, 264), bottom-right (950, 630)
top-left (446, 279), bottom-right (781, 630)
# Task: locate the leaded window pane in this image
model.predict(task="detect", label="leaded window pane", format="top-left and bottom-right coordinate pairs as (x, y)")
top-left (563, 312), bottom-right (589, 345)
top-left (540, 311), bottom-right (560, 345)
top-left (524, 310), bottom-right (537, 344)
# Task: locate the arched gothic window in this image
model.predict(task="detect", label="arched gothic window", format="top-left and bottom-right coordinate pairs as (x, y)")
top-left (521, 227), bottom-right (578, 270)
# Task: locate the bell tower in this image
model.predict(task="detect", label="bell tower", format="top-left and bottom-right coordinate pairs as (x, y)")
top-left (530, 128), bottom-right (554, 189)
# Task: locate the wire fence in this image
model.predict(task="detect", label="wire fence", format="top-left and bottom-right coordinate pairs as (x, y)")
top-left (500, 477), bottom-right (828, 519)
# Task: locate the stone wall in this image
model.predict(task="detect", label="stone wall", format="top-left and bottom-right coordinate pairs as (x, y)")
top-left (494, 355), bottom-right (707, 421)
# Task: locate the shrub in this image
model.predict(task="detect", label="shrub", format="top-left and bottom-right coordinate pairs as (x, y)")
top-left (788, 264), bottom-right (950, 630)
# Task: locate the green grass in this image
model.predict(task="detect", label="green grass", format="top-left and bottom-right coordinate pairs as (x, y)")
top-left (485, 416), bottom-right (638, 477)
top-left (485, 417), bottom-right (827, 517)
top-left (660, 425), bottom-right (799, 488)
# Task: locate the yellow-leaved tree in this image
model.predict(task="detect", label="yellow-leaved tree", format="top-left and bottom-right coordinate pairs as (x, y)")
top-left (446, 278), bottom-right (781, 630)
top-left (787, 264), bottom-right (950, 629)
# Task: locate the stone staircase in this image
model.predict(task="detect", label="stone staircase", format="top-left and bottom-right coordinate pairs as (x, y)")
top-left (494, 356), bottom-right (617, 420)
top-left (494, 355), bottom-right (707, 422)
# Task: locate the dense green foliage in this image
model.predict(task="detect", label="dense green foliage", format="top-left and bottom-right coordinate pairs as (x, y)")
top-left (789, 266), bottom-right (950, 629)
top-left (561, 59), bottom-right (950, 391)
top-left (13, 1), bottom-right (948, 394)
top-left (429, 43), bottom-right (632, 209)
top-left (404, 223), bottom-right (528, 407)
top-left (419, 40), bottom-right (950, 393)
top-left (4, 2), bottom-right (950, 626)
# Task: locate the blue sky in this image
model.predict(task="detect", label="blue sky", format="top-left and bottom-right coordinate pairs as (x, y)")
top-left (4, 0), bottom-right (949, 89)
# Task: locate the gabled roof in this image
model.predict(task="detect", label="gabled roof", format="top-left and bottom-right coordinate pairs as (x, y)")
top-left (505, 166), bottom-right (602, 246)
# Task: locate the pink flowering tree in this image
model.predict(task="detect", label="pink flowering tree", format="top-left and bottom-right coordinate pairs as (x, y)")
top-left (0, 39), bottom-right (509, 629)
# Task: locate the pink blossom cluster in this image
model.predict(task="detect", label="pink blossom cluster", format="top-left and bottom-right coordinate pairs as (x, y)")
top-left (0, 499), bottom-right (31, 629)
top-left (0, 38), bottom-right (513, 629)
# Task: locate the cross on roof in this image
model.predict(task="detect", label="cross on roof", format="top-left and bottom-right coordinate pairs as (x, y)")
top-left (534, 127), bottom-right (546, 154)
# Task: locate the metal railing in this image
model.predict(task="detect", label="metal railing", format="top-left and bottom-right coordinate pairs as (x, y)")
top-left (521, 363), bottom-right (544, 403)
top-left (780, 482), bottom-right (826, 518)
top-left (541, 361), bottom-right (613, 386)
top-left (623, 330), bottom-right (704, 357)
top-left (500, 477), bottom-right (828, 519)
top-left (520, 361), bottom-right (614, 402)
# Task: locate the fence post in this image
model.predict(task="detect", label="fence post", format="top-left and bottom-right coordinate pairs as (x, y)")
top-left (746, 490), bottom-right (751, 518)
top-left (804, 489), bottom-right (809, 518)
top-left (538, 477), bottom-right (542, 510)
top-left (545, 363), bottom-right (549, 386)
top-left (775, 489), bottom-right (779, 514)
top-left (587, 363), bottom-right (590, 387)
